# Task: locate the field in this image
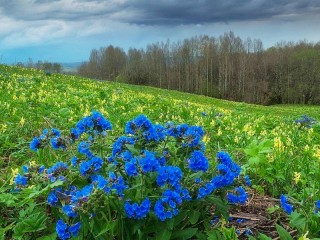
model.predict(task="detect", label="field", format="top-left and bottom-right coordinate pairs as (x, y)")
top-left (0, 64), bottom-right (320, 239)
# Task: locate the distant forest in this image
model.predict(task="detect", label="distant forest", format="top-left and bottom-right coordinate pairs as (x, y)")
top-left (78, 32), bottom-right (320, 105)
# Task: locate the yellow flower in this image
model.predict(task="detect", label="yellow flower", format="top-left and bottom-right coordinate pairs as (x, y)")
top-left (298, 231), bottom-right (310, 240)
top-left (203, 135), bottom-right (210, 145)
top-left (9, 168), bottom-right (19, 185)
top-left (0, 124), bottom-right (7, 133)
top-left (234, 136), bottom-right (239, 144)
top-left (217, 127), bottom-right (222, 136)
top-left (29, 161), bottom-right (36, 166)
top-left (294, 172), bottom-right (301, 184)
top-left (274, 137), bottom-right (284, 152)
top-left (19, 117), bottom-right (25, 127)
top-left (210, 120), bottom-right (215, 127)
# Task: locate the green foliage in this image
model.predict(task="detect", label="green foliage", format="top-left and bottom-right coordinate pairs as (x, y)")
top-left (0, 65), bottom-right (320, 238)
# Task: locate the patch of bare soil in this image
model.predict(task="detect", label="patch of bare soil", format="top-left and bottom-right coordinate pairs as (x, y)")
top-left (227, 190), bottom-right (296, 239)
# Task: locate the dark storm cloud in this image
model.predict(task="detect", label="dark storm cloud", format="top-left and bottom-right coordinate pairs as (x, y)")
top-left (120, 0), bottom-right (320, 25)
top-left (1, 0), bottom-right (320, 25)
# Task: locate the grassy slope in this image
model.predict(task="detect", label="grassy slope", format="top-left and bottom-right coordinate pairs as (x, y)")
top-left (0, 64), bottom-right (319, 192)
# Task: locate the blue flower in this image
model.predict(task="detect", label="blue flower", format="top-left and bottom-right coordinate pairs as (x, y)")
top-left (51, 137), bottom-right (66, 150)
top-left (68, 222), bottom-right (81, 237)
top-left (154, 189), bottom-right (182, 221)
top-left (124, 198), bottom-right (151, 220)
top-left (79, 156), bottom-right (103, 176)
top-left (14, 174), bottom-right (27, 187)
top-left (47, 191), bottom-right (59, 206)
top-left (56, 219), bottom-right (70, 240)
top-left (70, 128), bottom-right (80, 140)
top-left (78, 141), bottom-right (92, 157)
top-left (111, 136), bottom-right (135, 157)
top-left (71, 156), bottom-right (78, 166)
top-left (280, 194), bottom-right (293, 215)
top-left (244, 175), bottom-right (251, 186)
top-left (217, 151), bottom-right (233, 166)
top-left (62, 205), bottom-right (77, 218)
top-left (30, 137), bottom-right (41, 151)
top-left (227, 187), bottom-right (248, 205)
top-left (22, 165), bottom-right (28, 173)
top-left (47, 162), bottom-right (68, 182)
top-left (124, 159), bottom-right (138, 177)
top-left (51, 128), bottom-right (61, 137)
top-left (187, 150), bottom-right (209, 172)
top-left (138, 150), bottom-right (160, 173)
top-left (156, 166), bottom-right (182, 189)
top-left (56, 219), bottom-right (81, 240)
top-left (38, 165), bottom-right (45, 173)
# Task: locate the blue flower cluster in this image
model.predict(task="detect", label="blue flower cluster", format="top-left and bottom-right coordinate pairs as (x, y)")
top-left (294, 115), bottom-right (317, 128)
top-left (244, 175), bottom-right (251, 186)
top-left (24, 112), bottom-right (247, 239)
top-left (47, 162), bottom-right (68, 182)
top-left (154, 189), bottom-right (182, 221)
top-left (29, 128), bottom-right (68, 151)
top-left (75, 111), bottom-right (112, 136)
top-left (79, 156), bottom-right (103, 176)
top-left (56, 219), bottom-right (81, 240)
top-left (156, 166), bottom-right (183, 189)
top-left (166, 123), bottom-right (205, 148)
top-left (187, 150), bottom-right (209, 172)
top-left (124, 198), bottom-right (151, 220)
top-left (280, 194), bottom-right (293, 215)
top-left (227, 187), bottom-right (248, 205)
top-left (125, 114), bottom-right (165, 142)
top-left (197, 151), bottom-right (241, 199)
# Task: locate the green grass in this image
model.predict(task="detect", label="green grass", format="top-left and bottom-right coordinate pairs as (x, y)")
top-left (1, 64), bottom-right (320, 238)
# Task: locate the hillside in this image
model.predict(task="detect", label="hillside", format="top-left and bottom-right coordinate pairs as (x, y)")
top-left (0, 64), bottom-right (320, 239)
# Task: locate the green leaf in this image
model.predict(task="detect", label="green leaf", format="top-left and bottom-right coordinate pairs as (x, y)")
top-left (189, 211), bottom-right (201, 225)
top-left (289, 211), bottom-right (306, 232)
top-left (0, 193), bottom-right (18, 206)
top-left (207, 230), bottom-right (223, 240)
top-left (258, 233), bottom-right (272, 240)
top-left (36, 232), bottom-right (57, 240)
top-left (156, 228), bottom-right (172, 240)
top-left (276, 224), bottom-right (294, 240)
top-left (125, 144), bottom-right (140, 155)
top-left (171, 228), bottom-right (198, 240)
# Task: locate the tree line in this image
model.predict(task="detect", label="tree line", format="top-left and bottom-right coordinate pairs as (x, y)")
top-left (16, 59), bottom-right (63, 74)
top-left (78, 32), bottom-right (320, 105)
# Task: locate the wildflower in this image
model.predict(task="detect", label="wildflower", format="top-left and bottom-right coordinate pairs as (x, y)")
top-left (156, 166), bottom-right (183, 189)
top-left (154, 189), bottom-right (182, 221)
top-left (111, 136), bottom-right (135, 158)
top-left (187, 150), bottom-right (209, 172)
top-left (47, 191), bottom-right (59, 206)
top-left (30, 137), bottom-right (41, 151)
top-left (14, 174), bottom-right (27, 187)
top-left (62, 205), bottom-right (77, 218)
top-left (124, 198), bottom-right (151, 220)
top-left (47, 162), bottom-right (68, 182)
top-left (227, 187), bottom-right (248, 205)
top-left (124, 158), bottom-right (138, 177)
top-left (294, 172), bottom-right (301, 184)
top-left (138, 150), bottom-right (160, 173)
top-left (280, 194), bottom-right (293, 215)
top-left (244, 175), bottom-right (251, 186)
top-left (51, 137), bottom-right (66, 150)
top-left (78, 141), bottom-right (92, 157)
top-left (56, 219), bottom-right (81, 240)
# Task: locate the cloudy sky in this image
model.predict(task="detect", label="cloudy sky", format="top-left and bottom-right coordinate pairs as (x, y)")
top-left (1, 0), bottom-right (320, 64)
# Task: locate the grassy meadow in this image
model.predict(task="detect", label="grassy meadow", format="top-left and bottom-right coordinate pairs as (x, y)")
top-left (0, 64), bottom-right (320, 239)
